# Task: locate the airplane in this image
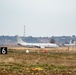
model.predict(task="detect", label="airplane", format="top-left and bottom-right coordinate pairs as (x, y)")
top-left (64, 40), bottom-right (76, 47)
top-left (64, 43), bottom-right (76, 46)
top-left (16, 36), bottom-right (59, 48)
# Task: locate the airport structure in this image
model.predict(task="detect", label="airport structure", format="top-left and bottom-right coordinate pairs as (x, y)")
top-left (24, 25), bottom-right (25, 37)
top-left (0, 35), bottom-right (76, 47)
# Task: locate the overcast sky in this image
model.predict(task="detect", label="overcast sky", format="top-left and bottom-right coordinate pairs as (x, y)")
top-left (0, 0), bottom-right (76, 37)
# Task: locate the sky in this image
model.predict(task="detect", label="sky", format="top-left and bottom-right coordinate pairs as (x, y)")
top-left (0, 0), bottom-right (76, 37)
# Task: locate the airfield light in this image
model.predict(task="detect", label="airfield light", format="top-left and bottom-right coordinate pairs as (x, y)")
top-left (26, 50), bottom-right (29, 53)
top-left (43, 50), bottom-right (46, 53)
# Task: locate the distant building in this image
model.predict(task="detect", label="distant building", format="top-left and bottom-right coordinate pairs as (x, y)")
top-left (0, 35), bottom-right (76, 47)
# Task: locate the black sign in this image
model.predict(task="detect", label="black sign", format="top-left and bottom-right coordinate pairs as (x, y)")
top-left (0, 47), bottom-right (7, 54)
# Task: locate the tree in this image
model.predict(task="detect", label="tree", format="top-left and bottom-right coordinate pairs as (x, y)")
top-left (50, 38), bottom-right (55, 43)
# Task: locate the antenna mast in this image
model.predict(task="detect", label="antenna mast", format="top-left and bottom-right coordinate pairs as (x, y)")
top-left (24, 25), bottom-right (25, 37)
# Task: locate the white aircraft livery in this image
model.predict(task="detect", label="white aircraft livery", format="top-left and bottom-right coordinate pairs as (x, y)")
top-left (17, 36), bottom-right (59, 48)
top-left (64, 40), bottom-right (76, 47)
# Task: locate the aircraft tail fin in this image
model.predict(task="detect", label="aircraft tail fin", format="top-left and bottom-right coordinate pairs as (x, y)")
top-left (16, 35), bottom-right (24, 44)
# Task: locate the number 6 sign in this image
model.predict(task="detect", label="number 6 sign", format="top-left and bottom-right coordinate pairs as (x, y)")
top-left (0, 47), bottom-right (7, 54)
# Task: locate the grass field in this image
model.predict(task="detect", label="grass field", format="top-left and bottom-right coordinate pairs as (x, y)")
top-left (0, 47), bottom-right (76, 75)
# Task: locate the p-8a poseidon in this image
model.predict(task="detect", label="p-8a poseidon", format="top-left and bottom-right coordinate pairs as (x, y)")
top-left (17, 36), bottom-right (59, 48)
